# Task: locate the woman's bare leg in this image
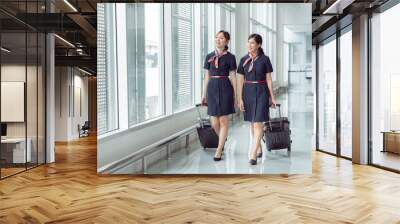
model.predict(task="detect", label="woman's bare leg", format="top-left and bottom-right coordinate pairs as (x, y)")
top-left (250, 122), bottom-right (264, 160)
top-left (210, 116), bottom-right (220, 136)
top-left (250, 123), bottom-right (262, 155)
top-left (214, 116), bottom-right (230, 158)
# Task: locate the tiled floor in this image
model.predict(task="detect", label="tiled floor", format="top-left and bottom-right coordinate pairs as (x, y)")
top-left (147, 72), bottom-right (314, 174)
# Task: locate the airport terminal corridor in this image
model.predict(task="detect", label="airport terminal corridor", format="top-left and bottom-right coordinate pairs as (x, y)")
top-left (147, 71), bottom-right (313, 174)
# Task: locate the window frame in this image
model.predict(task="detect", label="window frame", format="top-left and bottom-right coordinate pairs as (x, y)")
top-left (98, 3), bottom-right (236, 138)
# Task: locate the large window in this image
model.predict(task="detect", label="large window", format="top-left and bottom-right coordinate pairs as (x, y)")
top-left (317, 37), bottom-right (337, 154)
top-left (199, 4), bottom-right (214, 101)
top-left (97, 3), bottom-right (118, 135)
top-left (126, 4), bottom-right (163, 126)
top-left (98, 3), bottom-right (241, 136)
top-left (215, 3), bottom-right (236, 54)
top-left (171, 4), bottom-right (194, 112)
top-left (250, 4), bottom-right (277, 80)
top-left (339, 28), bottom-right (352, 158)
top-left (371, 4), bottom-right (400, 171)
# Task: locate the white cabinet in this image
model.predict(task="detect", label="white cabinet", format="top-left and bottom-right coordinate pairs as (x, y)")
top-left (1, 138), bottom-right (32, 163)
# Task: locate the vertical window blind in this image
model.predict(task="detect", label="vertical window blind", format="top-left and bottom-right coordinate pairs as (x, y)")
top-left (97, 4), bottom-right (118, 135)
top-left (172, 4), bottom-right (194, 112)
top-left (97, 3), bottom-right (107, 134)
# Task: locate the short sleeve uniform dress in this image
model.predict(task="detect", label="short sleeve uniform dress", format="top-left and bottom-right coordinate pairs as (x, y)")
top-left (237, 52), bottom-right (273, 122)
top-left (204, 51), bottom-right (237, 117)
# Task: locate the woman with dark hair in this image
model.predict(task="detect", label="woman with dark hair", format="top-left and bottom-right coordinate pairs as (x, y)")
top-left (201, 30), bottom-right (237, 161)
top-left (237, 33), bottom-right (277, 165)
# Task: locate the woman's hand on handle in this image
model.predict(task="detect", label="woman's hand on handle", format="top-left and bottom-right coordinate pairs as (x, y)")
top-left (270, 97), bottom-right (277, 108)
top-left (266, 72), bottom-right (276, 108)
top-left (201, 96), bottom-right (207, 106)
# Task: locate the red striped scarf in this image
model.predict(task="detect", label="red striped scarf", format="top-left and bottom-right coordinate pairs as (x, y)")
top-left (207, 49), bottom-right (227, 69)
top-left (243, 52), bottom-right (259, 72)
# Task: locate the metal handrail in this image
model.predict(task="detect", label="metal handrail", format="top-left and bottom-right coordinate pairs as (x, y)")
top-left (97, 124), bottom-right (198, 174)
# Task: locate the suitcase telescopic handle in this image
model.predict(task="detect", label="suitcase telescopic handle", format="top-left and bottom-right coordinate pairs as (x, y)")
top-left (195, 104), bottom-right (204, 128)
top-left (276, 104), bottom-right (282, 118)
top-left (268, 103), bottom-right (283, 131)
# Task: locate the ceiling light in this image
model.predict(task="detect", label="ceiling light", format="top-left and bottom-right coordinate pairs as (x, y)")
top-left (54, 34), bottom-right (75, 48)
top-left (78, 67), bottom-right (92, 76)
top-left (1, 47), bottom-right (11, 53)
top-left (63, 0), bottom-right (78, 12)
top-left (322, 0), bottom-right (354, 15)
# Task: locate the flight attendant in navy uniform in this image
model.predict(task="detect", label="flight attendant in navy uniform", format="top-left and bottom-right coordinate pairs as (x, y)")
top-left (237, 33), bottom-right (277, 165)
top-left (201, 30), bottom-right (237, 161)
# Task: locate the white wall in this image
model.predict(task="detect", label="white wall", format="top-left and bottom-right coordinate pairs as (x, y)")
top-left (276, 4), bottom-right (312, 88)
top-left (55, 67), bottom-right (89, 141)
top-left (1, 63), bottom-right (47, 163)
top-left (1, 65), bottom-right (37, 137)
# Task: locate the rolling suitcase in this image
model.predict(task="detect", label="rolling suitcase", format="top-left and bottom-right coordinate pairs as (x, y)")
top-left (195, 104), bottom-right (219, 149)
top-left (263, 104), bottom-right (291, 152)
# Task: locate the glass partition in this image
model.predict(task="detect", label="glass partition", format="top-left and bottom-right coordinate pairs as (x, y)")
top-left (339, 28), bottom-right (352, 158)
top-left (0, 1), bottom-right (46, 179)
top-left (1, 31), bottom-right (28, 178)
top-left (371, 4), bottom-right (400, 171)
top-left (317, 36), bottom-right (337, 155)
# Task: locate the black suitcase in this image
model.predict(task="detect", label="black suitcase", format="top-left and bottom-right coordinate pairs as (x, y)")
top-left (263, 104), bottom-right (291, 152)
top-left (195, 104), bottom-right (219, 149)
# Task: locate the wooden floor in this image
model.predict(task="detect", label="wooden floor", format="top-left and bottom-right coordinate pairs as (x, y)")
top-left (1, 135), bottom-right (400, 223)
top-left (1, 167), bottom-right (26, 178)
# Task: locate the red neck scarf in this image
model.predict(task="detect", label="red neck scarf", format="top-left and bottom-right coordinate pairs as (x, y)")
top-left (243, 51), bottom-right (260, 72)
top-left (208, 49), bottom-right (227, 69)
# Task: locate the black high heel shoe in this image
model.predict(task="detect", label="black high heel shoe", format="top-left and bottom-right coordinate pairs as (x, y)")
top-left (214, 156), bottom-right (222, 161)
top-left (213, 148), bottom-right (224, 161)
top-left (257, 152), bottom-right (263, 158)
top-left (249, 159), bottom-right (257, 165)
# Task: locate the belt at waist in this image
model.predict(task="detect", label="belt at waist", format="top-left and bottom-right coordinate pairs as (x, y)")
top-left (210, 75), bottom-right (229, 78)
top-left (244, 80), bottom-right (267, 84)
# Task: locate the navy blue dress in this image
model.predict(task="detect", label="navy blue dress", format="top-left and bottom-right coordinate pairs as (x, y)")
top-left (237, 52), bottom-right (273, 122)
top-left (204, 51), bottom-right (237, 116)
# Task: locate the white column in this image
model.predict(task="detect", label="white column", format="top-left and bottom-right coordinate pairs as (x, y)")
top-left (352, 14), bottom-right (369, 164)
top-left (46, 32), bottom-right (55, 163)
